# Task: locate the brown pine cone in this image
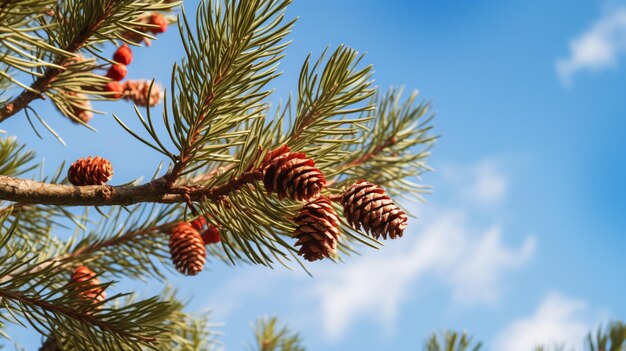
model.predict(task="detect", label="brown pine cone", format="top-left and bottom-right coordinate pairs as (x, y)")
top-left (55, 90), bottom-right (93, 123)
top-left (292, 196), bottom-right (340, 262)
top-left (122, 80), bottom-right (163, 107)
top-left (70, 93), bottom-right (93, 123)
top-left (262, 144), bottom-right (326, 201)
top-left (341, 180), bottom-right (408, 240)
top-left (67, 156), bottom-right (113, 186)
top-left (169, 222), bottom-right (206, 276)
top-left (71, 266), bottom-right (106, 304)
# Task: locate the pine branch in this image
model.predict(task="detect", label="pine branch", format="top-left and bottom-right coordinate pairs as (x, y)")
top-left (287, 45), bottom-right (374, 151)
top-left (0, 169), bottom-right (263, 206)
top-left (0, 2), bottom-right (117, 122)
top-left (121, 0), bottom-right (294, 187)
top-left (0, 0), bottom-right (179, 123)
top-left (0, 136), bottom-right (36, 176)
top-left (0, 221), bottom-right (177, 351)
top-left (248, 317), bottom-right (304, 351)
top-left (327, 88), bottom-right (436, 201)
top-left (424, 330), bottom-right (482, 351)
top-left (586, 321), bottom-right (626, 351)
top-left (36, 288), bottom-right (221, 351)
top-left (0, 288), bottom-right (159, 344)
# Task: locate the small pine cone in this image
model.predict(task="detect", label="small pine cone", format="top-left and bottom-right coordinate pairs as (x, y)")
top-left (190, 216), bottom-right (207, 232)
top-left (70, 92), bottom-right (93, 123)
top-left (147, 13), bottom-right (168, 33)
top-left (123, 80), bottom-right (163, 107)
top-left (341, 180), bottom-right (408, 240)
top-left (106, 63), bottom-right (127, 81)
top-left (64, 54), bottom-right (85, 67)
top-left (201, 225), bottom-right (221, 245)
top-left (119, 13), bottom-right (168, 46)
top-left (113, 44), bottom-right (133, 65)
top-left (169, 222), bottom-right (206, 276)
top-left (56, 90), bottom-right (93, 123)
top-left (68, 156), bottom-right (113, 186)
top-left (104, 81), bottom-right (124, 99)
top-left (292, 196), bottom-right (340, 262)
top-left (262, 144), bottom-right (326, 201)
top-left (121, 30), bottom-right (152, 46)
top-left (71, 266), bottom-right (106, 303)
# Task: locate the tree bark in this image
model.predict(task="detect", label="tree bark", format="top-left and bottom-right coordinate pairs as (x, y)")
top-left (0, 170), bottom-right (263, 207)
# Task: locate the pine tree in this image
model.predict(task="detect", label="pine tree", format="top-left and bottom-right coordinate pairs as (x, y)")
top-left (0, 0), bottom-right (435, 349)
top-left (424, 330), bottom-right (483, 351)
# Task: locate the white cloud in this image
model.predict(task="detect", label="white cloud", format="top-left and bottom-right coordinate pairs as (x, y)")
top-left (313, 210), bottom-right (536, 340)
top-left (557, 8), bottom-right (626, 84)
top-left (493, 293), bottom-right (592, 351)
top-left (464, 160), bottom-right (508, 206)
top-left (206, 158), bottom-right (535, 342)
top-left (441, 159), bottom-right (509, 206)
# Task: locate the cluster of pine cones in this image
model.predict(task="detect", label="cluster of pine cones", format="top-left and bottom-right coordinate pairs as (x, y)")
top-left (66, 143), bottom-right (407, 276)
top-left (58, 13), bottom-right (168, 124)
top-left (103, 44), bottom-right (163, 107)
top-left (167, 144), bottom-right (407, 275)
top-left (262, 144), bottom-right (408, 262)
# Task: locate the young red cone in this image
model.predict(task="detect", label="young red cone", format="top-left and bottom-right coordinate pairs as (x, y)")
top-left (147, 13), bottom-right (168, 33)
top-left (190, 216), bottom-right (207, 232)
top-left (106, 64), bottom-right (127, 81)
top-left (113, 44), bottom-right (133, 65)
top-left (104, 81), bottom-right (124, 99)
top-left (201, 226), bottom-right (221, 245)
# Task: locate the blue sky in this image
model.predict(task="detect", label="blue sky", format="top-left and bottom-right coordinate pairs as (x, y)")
top-left (4, 0), bottom-right (626, 350)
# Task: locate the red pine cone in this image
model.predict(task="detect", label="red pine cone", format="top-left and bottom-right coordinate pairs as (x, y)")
top-left (71, 266), bottom-right (106, 303)
top-left (68, 156), bottom-right (113, 186)
top-left (113, 44), bottom-right (133, 65)
top-left (201, 226), bottom-right (221, 245)
top-left (148, 13), bottom-right (168, 33)
top-left (292, 196), bottom-right (340, 262)
top-left (106, 63), bottom-right (127, 81)
top-left (122, 80), bottom-right (163, 106)
top-left (169, 222), bottom-right (206, 276)
top-left (190, 216), bottom-right (207, 232)
top-left (104, 81), bottom-right (124, 99)
top-left (262, 144), bottom-right (326, 201)
top-left (341, 180), bottom-right (408, 240)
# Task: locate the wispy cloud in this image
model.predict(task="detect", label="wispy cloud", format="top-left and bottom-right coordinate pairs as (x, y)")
top-left (206, 158), bottom-right (536, 342)
top-left (443, 159), bottom-right (509, 206)
top-left (313, 209), bottom-right (535, 339)
top-left (557, 8), bottom-right (626, 85)
top-left (493, 293), bottom-right (593, 351)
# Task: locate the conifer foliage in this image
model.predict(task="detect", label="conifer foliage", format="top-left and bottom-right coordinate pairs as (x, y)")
top-left (0, 0), bottom-right (435, 349)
